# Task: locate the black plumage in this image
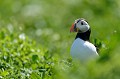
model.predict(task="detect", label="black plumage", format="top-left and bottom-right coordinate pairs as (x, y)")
top-left (75, 29), bottom-right (91, 41)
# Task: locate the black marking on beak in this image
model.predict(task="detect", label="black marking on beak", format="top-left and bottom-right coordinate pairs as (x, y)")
top-left (74, 23), bottom-right (77, 32)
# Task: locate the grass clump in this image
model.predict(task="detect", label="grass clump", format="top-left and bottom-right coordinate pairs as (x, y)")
top-left (0, 29), bottom-right (54, 79)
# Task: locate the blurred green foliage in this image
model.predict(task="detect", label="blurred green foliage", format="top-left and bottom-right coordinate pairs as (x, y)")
top-left (0, 0), bottom-right (120, 79)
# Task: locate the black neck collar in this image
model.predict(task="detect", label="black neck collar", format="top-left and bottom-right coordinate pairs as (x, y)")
top-left (75, 29), bottom-right (91, 41)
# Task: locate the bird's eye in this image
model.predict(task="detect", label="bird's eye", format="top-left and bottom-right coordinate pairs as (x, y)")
top-left (81, 21), bottom-right (84, 25)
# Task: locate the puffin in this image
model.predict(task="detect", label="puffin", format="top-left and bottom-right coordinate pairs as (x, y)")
top-left (70, 18), bottom-right (99, 61)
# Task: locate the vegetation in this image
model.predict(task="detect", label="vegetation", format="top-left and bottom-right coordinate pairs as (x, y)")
top-left (0, 0), bottom-right (120, 79)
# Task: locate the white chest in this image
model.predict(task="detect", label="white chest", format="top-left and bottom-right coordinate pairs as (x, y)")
top-left (70, 38), bottom-right (98, 61)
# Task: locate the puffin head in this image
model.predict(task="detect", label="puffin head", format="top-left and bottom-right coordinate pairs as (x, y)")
top-left (70, 18), bottom-right (90, 33)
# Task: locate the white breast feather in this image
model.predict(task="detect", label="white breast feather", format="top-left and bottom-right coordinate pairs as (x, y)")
top-left (70, 38), bottom-right (98, 61)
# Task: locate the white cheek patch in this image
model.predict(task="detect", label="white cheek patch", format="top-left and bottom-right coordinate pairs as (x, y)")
top-left (81, 25), bottom-right (90, 32)
top-left (76, 22), bottom-right (90, 32)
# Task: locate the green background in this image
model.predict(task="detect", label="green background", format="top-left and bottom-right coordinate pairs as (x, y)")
top-left (0, 0), bottom-right (120, 79)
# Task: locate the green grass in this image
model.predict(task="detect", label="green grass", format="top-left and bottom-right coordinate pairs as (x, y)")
top-left (0, 0), bottom-right (120, 79)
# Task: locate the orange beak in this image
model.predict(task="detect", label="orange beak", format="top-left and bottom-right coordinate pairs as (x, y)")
top-left (70, 23), bottom-right (77, 32)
